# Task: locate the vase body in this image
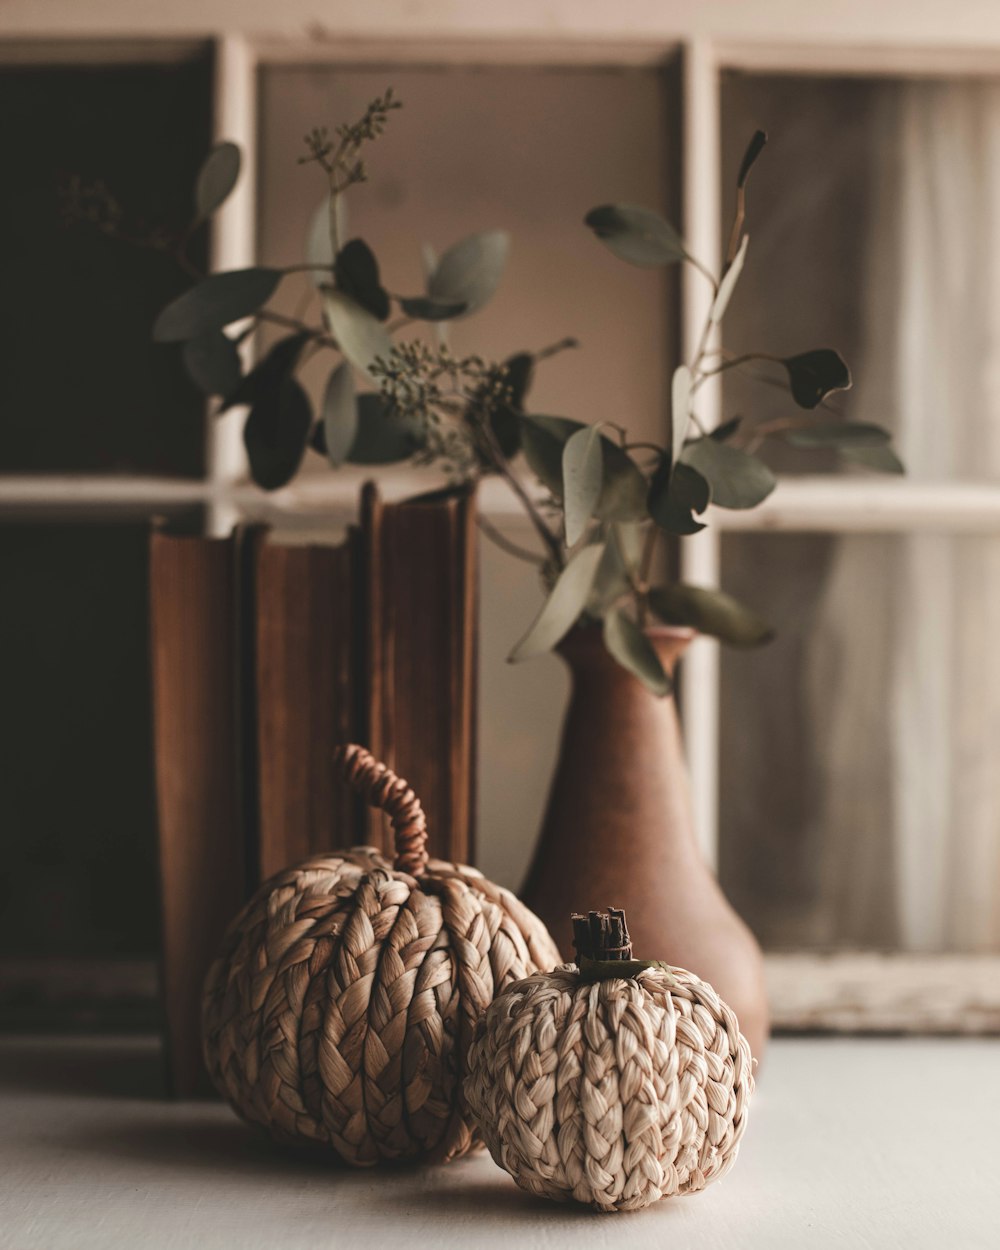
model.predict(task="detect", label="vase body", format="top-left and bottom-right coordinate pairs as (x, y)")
top-left (521, 625), bottom-right (769, 1060)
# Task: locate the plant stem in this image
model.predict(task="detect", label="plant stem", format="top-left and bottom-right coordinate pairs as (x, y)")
top-left (477, 515), bottom-right (545, 566)
top-left (472, 414), bottom-right (564, 568)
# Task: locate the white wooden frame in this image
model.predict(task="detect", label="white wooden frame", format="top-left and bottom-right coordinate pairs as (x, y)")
top-left (4, 4), bottom-right (1000, 1032)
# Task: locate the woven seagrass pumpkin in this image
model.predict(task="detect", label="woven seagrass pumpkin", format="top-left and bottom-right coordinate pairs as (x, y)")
top-left (202, 744), bottom-right (560, 1167)
top-left (465, 908), bottom-right (754, 1212)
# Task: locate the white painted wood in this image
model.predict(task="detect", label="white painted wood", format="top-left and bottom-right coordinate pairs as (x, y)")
top-left (712, 477), bottom-right (1000, 532)
top-left (2, 1034), bottom-right (998, 1249)
top-left (205, 34), bottom-right (257, 537)
top-left (9, 474), bottom-right (1000, 535)
top-left (680, 41), bottom-right (723, 871)
top-left (767, 952), bottom-right (1000, 1034)
top-left (7, 0), bottom-right (1000, 51)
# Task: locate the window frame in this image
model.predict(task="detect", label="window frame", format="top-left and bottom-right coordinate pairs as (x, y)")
top-left (3, 20), bottom-right (1000, 1033)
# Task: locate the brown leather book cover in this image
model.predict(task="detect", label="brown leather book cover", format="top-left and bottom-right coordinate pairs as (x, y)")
top-left (149, 529), bottom-right (246, 1098)
top-left (367, 485), bottom-right (478, 865)
top-left (254, 529), bottom-right (364, 878)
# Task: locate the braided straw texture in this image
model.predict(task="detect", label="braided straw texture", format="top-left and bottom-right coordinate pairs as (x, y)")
top-left (464, 964), bottom-right (754, 1212)
top-left (202, 745), bottom-right (561, 1169)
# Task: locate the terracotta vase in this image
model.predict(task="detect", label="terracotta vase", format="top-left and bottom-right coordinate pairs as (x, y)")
top-left (520, 624), bottom-right (769, 1060)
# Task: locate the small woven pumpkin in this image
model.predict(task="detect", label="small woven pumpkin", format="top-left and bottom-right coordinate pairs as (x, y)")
top-left (465, 908), bottom-right (754, 1212)
top-left (202, 744), bottom-right (560, 1167)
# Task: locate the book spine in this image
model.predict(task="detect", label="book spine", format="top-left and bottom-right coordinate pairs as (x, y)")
top-left (254, 535), bottom-right (363, 879)
top-left (376, 489), bottom-right (478, 865)
top-left (149, 530), bottom-right (245, 1099)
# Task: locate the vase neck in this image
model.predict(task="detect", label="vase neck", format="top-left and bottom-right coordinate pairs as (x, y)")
top-left (557, 624), bottom-right (695, 684)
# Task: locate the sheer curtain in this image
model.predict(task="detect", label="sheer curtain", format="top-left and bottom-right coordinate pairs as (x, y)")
top-left (814, 79), bottom-right (1000, 952)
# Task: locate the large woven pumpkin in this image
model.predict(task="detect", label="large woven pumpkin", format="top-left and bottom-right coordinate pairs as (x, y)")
top-left (202, 745), bottom-right (560, 1167)
top-left (465, 909), bottom-right (754, 1211)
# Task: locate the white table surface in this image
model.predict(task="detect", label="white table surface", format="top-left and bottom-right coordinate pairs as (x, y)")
top-left (2, 1034), bottom-right (998, 1249)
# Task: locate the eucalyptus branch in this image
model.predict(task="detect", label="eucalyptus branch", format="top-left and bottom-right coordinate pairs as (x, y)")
top-left (474, 416), bottom-right (564, 568)
top-left (477, 514), bottom-right (546, 566)
top-left (685, 253), bottom-right (720, 295)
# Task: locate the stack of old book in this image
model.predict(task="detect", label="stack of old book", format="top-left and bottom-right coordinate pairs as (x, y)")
top-left (149, 483), bottom-right (478, 1095)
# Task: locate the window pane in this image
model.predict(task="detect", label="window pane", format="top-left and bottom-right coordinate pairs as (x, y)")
top-left (718, 531), bottom-right (1000, 955)
top-left (0, 522), bottom-right (169, 963)
top-left (720, 72), bottom-right (1000, 483)
top-left (0, 51), bottom-right (211, 475)
top-left (256, 63), bottom-right (680, 477)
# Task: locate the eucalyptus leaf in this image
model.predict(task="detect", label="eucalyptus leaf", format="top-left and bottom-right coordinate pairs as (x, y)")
top-left (195, 141), bottom-right (241, 220)
top-left (508, 544), bottom-right (604, 662)
top-left (182, 330), bottom-right (242, 397)
top-left (334, 239), bottom-right (390, 321)
top-left (153, 268), bottom-right (282, 342)
top-left (323, 290), bottom-right (394, 379)
top-left (710, 234), bottom-right (748, 324)
top-left (346, 393), bottom-right (424, 465)
top-left (428, 230), bottom-right (510, 316)
top-left (649, 583), bottom-right (774, 647)
top-left (217, 332), bottom-right (309, 413)
top-left (244, 376), bottom-right (312, 491)
top-left (841, 444), bottom-right (906, 474)
top-left (711, 416), bottom-right (743, 442)
top-left (785, 421), bottom-right (891, 449)
top-left (584, 204), bottom-right (686, 267)
top-left (587, 530), bottom-right (632, 614)
top-left (492, 352), bottom-right (534, 458)
top-left (602, 609), bottom-right (672, 696)
top-left (398, 295), bottom-right (468, 321)
top-left (681, 437), bottom-right (776, 509)
top-left (671, 365), bottom-right (693, 468)
top-left (562, 425), bottom-right (603, 546)
top-left (305, 193), bottom-right (347, 285)
top-left (737, 130), bottom-right (768, 188)
top-left (648, 460), bottom-right (709, 535)
top-left (321, 364), bottom-right (357, 467)
top-left (520, 416), bottom-right (646, 522)
top-left (783, 349), bottom-right (852, 409)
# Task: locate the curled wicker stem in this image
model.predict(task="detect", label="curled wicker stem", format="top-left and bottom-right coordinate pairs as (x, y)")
top-left (333, 744), bottom-right (429, 875)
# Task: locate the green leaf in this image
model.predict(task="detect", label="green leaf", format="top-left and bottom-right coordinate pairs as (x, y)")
top-left (153, 268), bottom-right (281, 342)
top-left (521, 416), bottom-right (646, 522)
top-left (398, 295), bottom-right (468, 321)
top-left (648, 460), bottom-right (709, 535)
top-left (508, 544), bottom-right (604, 662)
top-left (334, 239), bottom-right (390, 321)
top-left (323, 290), bottom-right (394, 380)
top-left (244, 376), bottom-right (312, 491)
top-left (710, 233), bottom-right (748, 324)
top-left (841, 444), bottom-right (906, 474)
top-left (681, 437), bottom-right (776, 509)
top-left (586, 522), bottom-right (645, 616)
top-left (321, 364), bottom-right (357, 467)
top-left (784, 421), bottom-right (891, 449)
top-left (182, 330), bottom-right (242, 397)
top-left (649, 583), bottom-right (774, 647)
top-left (602, 609), bottom-right (672, 696)
top-left (428, 230), bottom-right (509, 316)
top-left (737, 130), bottom-right (768, 188)
top-left (783, 349), bottom-right (852, 409)
top-left (671, 365), bottom-right (693, 469)
top-left (584, 204), bottom-right (686, 267)
top-left (492, 352), bottom-right (534, 458)
top-left (217, 332), bottom-right (309, 413)
top-left (711, 416), bottom-right (743, 442)
top-left (305, 193), bottom-right (347, 285)
top-left (562, 425), bottom-right (603, 546)
top-left (346, 393), bottom-right (424, 465)
top-left (195, 141), bottom-right (241, 220)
